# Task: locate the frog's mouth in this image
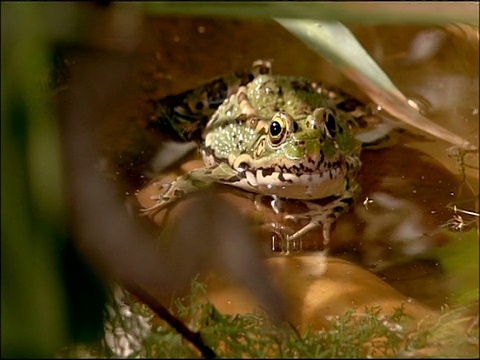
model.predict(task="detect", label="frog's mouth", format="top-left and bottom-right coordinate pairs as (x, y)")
top-left (203, 146), bottom-right (355, 199)
top-left (232, 164), bottom-right (347, 200)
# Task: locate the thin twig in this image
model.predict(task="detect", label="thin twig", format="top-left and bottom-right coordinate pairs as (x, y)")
top-left (125, 282), bottom-right (217, 359)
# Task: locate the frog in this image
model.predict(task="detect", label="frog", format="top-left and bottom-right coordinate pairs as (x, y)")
top-left (142, 60), bottom-right (372, 248)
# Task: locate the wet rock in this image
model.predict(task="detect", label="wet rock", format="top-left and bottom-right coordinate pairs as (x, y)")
top-left (203, 254), bottom-right (438, 332)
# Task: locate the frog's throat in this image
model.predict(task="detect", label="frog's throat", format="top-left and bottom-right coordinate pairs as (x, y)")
top-left (224, 166), bottom-right (347, 199)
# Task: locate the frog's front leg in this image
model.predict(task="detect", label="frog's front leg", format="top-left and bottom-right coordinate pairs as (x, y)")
top-left (141, 162), bottom-right (240, 216)
top-left (285, 183), bottom-right (361, 244)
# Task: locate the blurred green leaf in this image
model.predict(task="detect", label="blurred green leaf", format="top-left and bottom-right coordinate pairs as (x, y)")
top-left (143, 2), bottom-right (478, 25)
top-left (1, 3), bottom-right (105, 357)
top-left (433, 228), bottom-right (479, 304)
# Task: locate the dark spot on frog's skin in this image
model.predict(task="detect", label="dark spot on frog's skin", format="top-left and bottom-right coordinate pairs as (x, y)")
top-left (195, 101), bottom-right (204, 110)
top-left (319, 150), bottom-right (324, 163)
top-left (336, 98), bottom-right (362, 112)
top-left (278, 86), bottom-right (283, 95)
top-left (341, 196), bottom-right (353, 205)
top-left (278, 172), bottom-right (293, 184)
top-left (236, 114), bottom-right (247, 123)
top-left (261, 168), bottom-right (275, 177)
top-left (290, 80), bottom-right (311, 93)
top-left (237, 162), bottom-right (250, 172)
top-left (333, 206), bottom-right (345, 214)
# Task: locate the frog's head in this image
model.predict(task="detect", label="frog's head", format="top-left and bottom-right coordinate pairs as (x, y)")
top-left (202, 74), bottom-right (362, 200)
top-left (229, 108), bottom-right (361, 199)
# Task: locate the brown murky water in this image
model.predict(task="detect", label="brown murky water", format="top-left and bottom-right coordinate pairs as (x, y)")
top-left (95, 16), bottom-right (478, 344)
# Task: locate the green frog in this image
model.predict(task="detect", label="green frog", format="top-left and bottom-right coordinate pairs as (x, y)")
top-left (143, 61), bottom-right (375, 246)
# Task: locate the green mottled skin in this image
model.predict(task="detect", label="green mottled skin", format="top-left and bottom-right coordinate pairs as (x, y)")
top-left (145, 68), bottom-right (366, 244)
top-left (202, 74), bottom-right (361, 200)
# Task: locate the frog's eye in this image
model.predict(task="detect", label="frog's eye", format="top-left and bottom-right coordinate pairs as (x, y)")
top-left (324, 111), bottom-right (337, 138)
top-left (269, 120), bottom-right (285, 145)
top-left (268, 112), bottom-right (287, 145)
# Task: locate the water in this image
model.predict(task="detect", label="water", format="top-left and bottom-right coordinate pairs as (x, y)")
top-left (97, 16), bottom-right (478, 353)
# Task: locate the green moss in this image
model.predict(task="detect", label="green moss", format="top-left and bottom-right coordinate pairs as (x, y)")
top-left (62, 277), bottom-right (478, 358)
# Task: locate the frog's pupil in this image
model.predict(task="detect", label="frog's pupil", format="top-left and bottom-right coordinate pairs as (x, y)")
top-left (270, 121), bottom-right (282, 136)
top-left (325, 113), bottom-right (336, 137)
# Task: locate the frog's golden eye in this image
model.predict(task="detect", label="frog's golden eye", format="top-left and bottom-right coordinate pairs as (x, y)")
top-left (268, 113), bottom-right (287, 145)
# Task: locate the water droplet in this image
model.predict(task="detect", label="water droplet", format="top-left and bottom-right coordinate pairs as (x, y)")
top-left (406, 95), bottom-right (432, 114)
top-left (197, 26), bottom-right (206, 34)
top-left (407, 99), bottom-right (420, 110)
top-left (407, 297), bottom-right (413, 303)
top-left (412, 189), bottom-right (417, 194)
top-left (450, 192), bottom-right (455, 196)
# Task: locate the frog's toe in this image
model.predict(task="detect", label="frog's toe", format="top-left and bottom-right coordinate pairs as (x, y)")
top-left (286, 217), bottom-right (334, 245)
top-left (284, 213), bottom-right (310, 222)
top-left (140, 201), bottom-right (165, 216)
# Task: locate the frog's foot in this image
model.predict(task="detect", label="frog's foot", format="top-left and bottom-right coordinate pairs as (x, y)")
top-left (284, 189), bottom-right (357, 245)
top-left (286, 215), bottom-right (335, 245)
top-left (140, 180), bottom-right (183, 216)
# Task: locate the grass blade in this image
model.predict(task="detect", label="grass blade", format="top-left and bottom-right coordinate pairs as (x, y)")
top-left (276, 18), bottom-right (477, 151)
